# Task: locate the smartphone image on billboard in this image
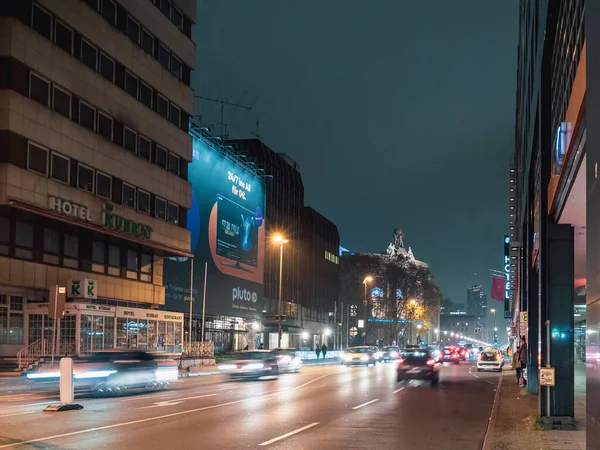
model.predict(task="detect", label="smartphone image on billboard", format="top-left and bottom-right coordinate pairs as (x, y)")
top-left (216, 194), bottom-right (258, 268)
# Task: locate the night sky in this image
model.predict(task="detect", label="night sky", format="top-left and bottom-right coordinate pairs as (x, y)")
top-left (193, 1), bottom-right (519, 336)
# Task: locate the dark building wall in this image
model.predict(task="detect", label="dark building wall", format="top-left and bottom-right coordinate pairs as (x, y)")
top-left (300, 207), bottom-right (340, 313)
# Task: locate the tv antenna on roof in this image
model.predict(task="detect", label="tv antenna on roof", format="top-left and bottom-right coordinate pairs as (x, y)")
top-left (194, 95), bottom-right (252, 138)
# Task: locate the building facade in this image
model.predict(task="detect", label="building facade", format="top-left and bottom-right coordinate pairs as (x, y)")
top-left (0, 0), bottom-right (195, 357)
top-left (466, 284), bottom-right (487, 319)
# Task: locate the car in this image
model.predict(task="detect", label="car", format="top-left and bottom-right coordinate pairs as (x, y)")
top-left (397, 348), bottom-right (441, 386)
top-left (457, 347), bottom-right (470, 361)
top-left (477, 349), bottom-right (504, 372)
top-left (218, 349), bottom-right (302, 379)
top-left (341, 346), bottom-right (379, 366)
top-left (440, 346), bottom-right (460, 364)
top-left (26, 350), bottom-right (179, 394)
top-left (379, 346), bottom-right (401, 362)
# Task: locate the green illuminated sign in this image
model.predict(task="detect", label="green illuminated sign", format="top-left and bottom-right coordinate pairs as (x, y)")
top-left (102, 202), bottom-right (152, 240)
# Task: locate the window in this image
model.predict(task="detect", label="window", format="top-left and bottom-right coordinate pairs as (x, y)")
top-left (172, 7), bottom-right (183, 29)
top-left (127, 249), bottom-right (138, 271)
top-left (140, 253), bottom-right (152, 281)
top-left (158, 44), bottom-right (170, 70)
top-left (96, 172), bottom-right (112, 199)
top-left (140, 81), bottom-right (153, 108)
top-left (29, 72), bottom-right (50, 107)
top-left (52, 86), bottom-right (71, 119)
top-left (79, 101), bottom-right (96, 132)
top-left (141, 28), bottom-right (154, 54)
top-left (50, 153), bottom-right (70, 184)
top-left (167, 202), bottom-right (179, 224)
top-left (170, 55), bottom-right (182, 78)
top-left (124, 127), bottom-right (137, 153)
top-left (169, 104), bottom-right (181, 127)
top-left (156, 94), bottom-right (169, 119)
top-left (101, 0), bottom-right (117, 25)
top-left (85, 0), bottom-right (99, 10)
top-left (126, 16), bottom-right (140, 43)
top-left (92, 241), bottom-right (106, 264)
top-left (81, 39), bottom-right (98, 71)
top-left (31, 3), bottom-right (52, 40)
top-left (99, 53), bottom-right (115, 82)
top-left (15, 222), bottom-right (33, 260)
top-left (77, 163), bottom-right (95, 192)
top-left (43, 228), bottom-right (60, 265)
top-left (108, 244), bottom-right (120, 266)
top-left (137, 189), bottom-right (150, 214)
top-left (155, 197), bottom-right (166, 220)
top-left (27, 142), bottom-right (49, 176)
top-left (122, 183), bottom-right (136, 208)
top-left (97, 111), bottom-right (113, 140)
top-left (0, 217), bottom-right (9, 256)
top-left (54, 20), bottom-right (73, 54)
top-left (155, 146), bottom-right (167, 169)
top-left (64, 234), bottom-right (79, 258)
top-left (125, 72), bottom-right (139, 98)
top-left (138, 135), bottom-right (151, 160)
top-left (160, 0), bottom-right (171, 18)
top-left (168, 153), bottom-right (180, 175)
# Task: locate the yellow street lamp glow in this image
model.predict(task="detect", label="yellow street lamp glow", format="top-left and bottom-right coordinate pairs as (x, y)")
top-left (490, 308), bottom-right (496, 314)
top-left (273, 235), bottom-right (288, 244)
top-left (363, 276), bottom-right (373, 284)
top-left (409, 298), bottom-right (417, 306)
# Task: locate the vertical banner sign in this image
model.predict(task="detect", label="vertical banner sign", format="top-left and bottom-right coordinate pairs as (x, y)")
top-left (504, 236), bottom-right (511, 318)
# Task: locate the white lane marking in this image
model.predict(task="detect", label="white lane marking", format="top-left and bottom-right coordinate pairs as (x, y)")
top-left (486, 380), bottom-right (495, 385)
top-left (259, 422), bottom-right (320, 446)
top-left (0, 411), bottom-right (39, 418)
top-left (138, 394), bottom-right (218, 409)
top-left (393, 387), bottom-right (405, 394)
top-left (352, 399), bottom-right (379, 410)
top-left (0, 373), bottom-right (334, 449)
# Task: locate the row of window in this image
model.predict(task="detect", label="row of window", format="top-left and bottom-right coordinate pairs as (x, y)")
top-left (149, 0), bottom-right (191, 37)
top-left (325, 251), bottom-right (339, 265)
top-left (30, 3), bottom-right (188, 130)
top-left (28, 70), bottom-right (183, 177)
top-left (0, 216), bottom-right (154, 283)
top-left (26, 141), bottom-right (181, 224)
top-left (83, 0), bottom-right (190, 82)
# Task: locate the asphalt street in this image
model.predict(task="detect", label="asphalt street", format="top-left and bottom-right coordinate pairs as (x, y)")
top-left (0, 361), bottom-right (501, 449)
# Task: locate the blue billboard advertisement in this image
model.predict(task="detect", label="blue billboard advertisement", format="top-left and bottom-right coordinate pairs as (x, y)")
top-left (164, 134), bottom-right (265, 317)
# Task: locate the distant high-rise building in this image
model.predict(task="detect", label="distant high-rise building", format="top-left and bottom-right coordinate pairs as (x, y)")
top-left (466, 285), bottom-right (487, 319)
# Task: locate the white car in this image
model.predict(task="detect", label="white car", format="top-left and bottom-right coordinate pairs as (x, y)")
top-left (476, 349), bottom-right (504, 372)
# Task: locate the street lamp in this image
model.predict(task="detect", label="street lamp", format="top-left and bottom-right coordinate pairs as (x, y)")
top-left (490, 308), bottom-right (497, 346)
top-left (274, 235), bottom-right (288, 348)
top-left (363, 276), bottom-right (373, 345)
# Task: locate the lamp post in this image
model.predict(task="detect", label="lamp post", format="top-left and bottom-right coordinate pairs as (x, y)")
top-left (363, 276), bottom-right (373, 345)
top-left (274, 235), bottom-right (288, 348)
top-left (491, 308), bottom-right (497, 346)
top-left (409, 298), bottom-right (417, 345)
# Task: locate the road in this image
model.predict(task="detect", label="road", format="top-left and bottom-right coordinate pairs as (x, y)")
top-left (0, 361), bottom-right (501, 449)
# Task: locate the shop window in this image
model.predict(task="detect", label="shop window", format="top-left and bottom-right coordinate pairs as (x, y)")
top-left (167, 202), bottom-right (178, 224)
top-left (126, 16), bottom-right (140, 44)
top-left (141, 28), bottom-right (154, 54)
top-left (137, 190), bottom-right (150, 214)
top-left (140, 81), bottom-right (153, 108)
top-left (122, 183), bottom-right (136, 208)
top-left (79, 101), bottom-right (96, 132)
top-left (168, 153), bottom-right (180, 175)
top-left (27, 142), bottom-right (49, 175)
top-left (77, 163), bottom-right (95, 193)
top-left (138, 135), bottom-right (151, 160)
top-left (50, 153), bottom-right (70, 184)
top-left (8, 296), bottom-right (24, 345)
top-left (52, 86), bottom-right (72, 119)
top-left (124, 127), bottom-right (137, 154)
top-left (157, 94), bottom-right (168, 120)
top-left (125, 72), bottom-right (139, 98)
top-left (81, 39), bottom-right (98, 71)
top-left (158, 44), bottom-right (170, 70)
top-left (14, 222), bottom-right (34, 260)
top-left (155, 197), bottom-right (166, 220)
top-left (63, 233), bottom-right (79, 268)
top-left (99, 53), bottom-right (115, 82)
top-left (43, 228), bottom-right (60, 265)
top-left (155, 145), bottom-right (167, 169)
top-left (96, 172), bottom-right (112, 199)
top-left (29, 72), bottom-right (50, 107)
top-left (54, 19), bottom-right (74, 54)
top-left (0, 217), bottom-right (9, 255)
top-left (169, 104), bottom-right (181, 127)
top-left (97, 111), bottom-right (113, 140)
top-left (31, 3), bottom-right (52, 40)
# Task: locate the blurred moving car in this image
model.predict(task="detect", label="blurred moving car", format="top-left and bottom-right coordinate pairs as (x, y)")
top-left (477, 349), bottom-right (504, 372)
top-left (26, 350), bottom-right (179, 394)
top-left (458, 347), bottom-right (470, 361)
top-left (341, 346), bottom-right (378, 366)
top-left (441, 346), bottom-right (460, 364)
top-left (218, 349), bottom-right (301, 379)
top-left (397, 348), bottom-right (441, 386)
top-left (379, 346), bottom-right (401, 362)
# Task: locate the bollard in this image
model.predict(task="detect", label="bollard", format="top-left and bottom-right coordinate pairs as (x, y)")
top-left (44, 358), bottom-right (83, 412)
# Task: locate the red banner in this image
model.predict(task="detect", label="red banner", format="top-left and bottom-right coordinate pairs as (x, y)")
top-left (491, 276), bottom-right (506, 301)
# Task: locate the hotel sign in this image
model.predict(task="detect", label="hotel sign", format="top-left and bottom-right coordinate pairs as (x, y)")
top-left (102, 202), bottom-right (152, 240)
top-left (49, 196), bottom-right (92, 222)
top-left (504, 236), bottom-right (511, 319)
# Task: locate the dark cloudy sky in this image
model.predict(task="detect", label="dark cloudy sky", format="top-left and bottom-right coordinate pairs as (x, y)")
top-left (193, 1), bottom-right (518, 333)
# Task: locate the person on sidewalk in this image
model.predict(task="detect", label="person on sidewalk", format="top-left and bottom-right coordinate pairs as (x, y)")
top-left (315, 346), bottom-right (321, 359)
top-left (321, 344), bottom-right (328, 359)
top-left (519, 336), bottom-right (528, 387)
top-left (512, 345), bottom-right (521, 383)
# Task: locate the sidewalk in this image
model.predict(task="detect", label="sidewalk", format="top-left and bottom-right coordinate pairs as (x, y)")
top-left (485, 364), bottom-right (586, 450)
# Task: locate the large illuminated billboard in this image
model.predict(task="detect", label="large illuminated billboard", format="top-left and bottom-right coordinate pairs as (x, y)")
top-left (164, 134), bottom-right (265, 317)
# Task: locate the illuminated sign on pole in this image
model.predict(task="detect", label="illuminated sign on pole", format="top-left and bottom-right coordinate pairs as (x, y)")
top-left (504, 236), bottom-right (511, 319)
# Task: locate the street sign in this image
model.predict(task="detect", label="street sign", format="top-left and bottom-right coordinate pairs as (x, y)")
top-left (358, 320), bottom-right (365, 329)
top-left (48, 285), bottom-right (66, 319)
top-left (264, 314), bottom-right (286, 323)
top-left (540, 367), bottom-right (555, 386)
top-left (520, 312), bottom-right (528, 322)
top-left (475, 327), bottom-right (482, 333)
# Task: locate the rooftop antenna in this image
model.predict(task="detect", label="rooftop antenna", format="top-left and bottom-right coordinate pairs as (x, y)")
top-left (195, 95), bottom-right (252, 138)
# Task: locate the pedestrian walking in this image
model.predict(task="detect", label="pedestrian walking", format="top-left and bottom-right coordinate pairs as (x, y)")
top-left (315, 346), bottom-right (321, 359)
top-left (519, 336), bottom-right (528, 387)
top-left (512, 345), bottom-right (521, 384)
top-left (321, 344), bottom-right (328, 359)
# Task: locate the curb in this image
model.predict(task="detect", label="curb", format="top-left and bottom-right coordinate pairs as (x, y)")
top-left (481, 371), bottom-right (504, 450)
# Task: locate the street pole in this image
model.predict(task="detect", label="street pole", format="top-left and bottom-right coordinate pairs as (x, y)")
top-left (51, 284), bottom-right (58, 365)
top-left (363, 282), bottom-right (368, 345)
top-left (201, 262), bottom-right (208, 344)
top-left (546, 320), bottom-right (551, 417)
top-left (188, 258), bottom-right (194, 351)
top-left (277, 241), bottom-right (283, 348)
